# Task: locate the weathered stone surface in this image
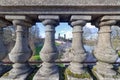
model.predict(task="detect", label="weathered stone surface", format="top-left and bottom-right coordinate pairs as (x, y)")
top-left (0, 19), bottom-right (11, 27)
top-left (39, 15), bottom-right (59, 21)
top-left (33, 63), bottom-right (59, 80)
top-left (0, 27), bottom-right (11, 77)
top-left (33, 15), bottom-right (59, 80)
top-left (94, 20), bottom-right (118, 63)
top-left (100, 15), bottom-right (120, 21)
top-left (67, 75), bottom-right (92, 80)
top-left (93, 16), bottom-right (120, 80)
top-left (92, 62), bottom-right (119, 80)
top-left (66, 15), bottom-right (92, 80)
top-left (0, 0), bottom-right (120, 16)
top-left (0, 16), bottom-right (34, 80)
top-left (5, 15), bottom-right (33, 25)
top-left (0, 28), bottom-right (7, 62)
top-left (0, 0), bottom-right (120, 6)
top-left (71, 15), bottom-right (91, 21)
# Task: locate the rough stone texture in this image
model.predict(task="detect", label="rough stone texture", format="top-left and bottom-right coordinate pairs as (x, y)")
top-left (0, 16), bottom-right (34, 80)
top-left (92, 16), bottom-right (120, 80)
top-left (92, 62), bottom-right (119, 80)
top-left (5, 15), bottom-right (33, 25)
top-left (33, 15), bottom-right (59, 80)
top-left (71, 15), bottom-right (91, 21)
top-left (100, 15), bottom-right (120, 21)
top-left (0, 28), bottom-right (7, 63)
top-left (66, 15), bottom-right (92, 80)
top-left (0, 27), bottom-right (11, 76)
top-left (0, 0), bottom-right (120, 16)
top-left (67, 75), bottom-right (92, 80)
top-left (39, 15), bottom-right (59, 21)
top-left (0, 0), bottom-right (120, 6)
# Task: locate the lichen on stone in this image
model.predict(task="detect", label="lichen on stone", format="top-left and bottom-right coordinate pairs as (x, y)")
top-left (65, 68), bottom-right (91, 80)
top-left (3, 72), bottom-right (9, 76)
top-left (92, 67), bottom-right (97, 71)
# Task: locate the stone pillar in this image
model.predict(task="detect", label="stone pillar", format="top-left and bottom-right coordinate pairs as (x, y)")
top-left (33, 15), bottom-right (59, 80)
top-left (92, 15), bottom-right (120, 80)
top-left (0, 27), bottom-right (9, 75)
top-left (1, 15), bottom-right (34, 80)
top-left (0, 19), bottom-right (12, 76)
top-left (65, 15), bottom-right (92, 80)
top-left (0, 28), bottom-right (7, 60)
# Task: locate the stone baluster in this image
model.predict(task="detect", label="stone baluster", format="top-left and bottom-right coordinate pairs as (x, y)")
top-left (65, 15), bottom-right (92, 80)
top-left (0, 15), bottom-right (34, 80)
top-left (0, 19), bottom-right (12, 76)
top-left (0, 27), bottom-right (8, 75)
top-left (92, 15), bottom-right (120, 80)
top-left (33, 15), bottom-right (59, 80)
top-left (0, 27), bottom-right (7, 62)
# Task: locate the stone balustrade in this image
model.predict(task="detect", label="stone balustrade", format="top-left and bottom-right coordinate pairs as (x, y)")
top-left (0, 1), bottom-right (120, 80)
top-left (0, 15), bottom-right (119, 80)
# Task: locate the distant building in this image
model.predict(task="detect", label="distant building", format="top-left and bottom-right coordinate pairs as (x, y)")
top-left (58, 33), bottom-right (66, 40)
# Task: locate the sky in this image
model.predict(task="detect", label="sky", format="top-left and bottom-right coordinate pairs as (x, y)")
top-left (35, 22), bottom-right (98, 39)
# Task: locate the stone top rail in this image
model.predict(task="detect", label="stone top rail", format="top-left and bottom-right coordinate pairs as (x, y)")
top-left (0, 0), bottom-right (120, 17)
top-left (0, 0), bottom-right (120, 6)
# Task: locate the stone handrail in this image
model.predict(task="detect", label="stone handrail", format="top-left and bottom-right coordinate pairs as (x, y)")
top-left (0, 1), bottom-right (120, 79)
top-left (0, 0), bottom-right (120, 6)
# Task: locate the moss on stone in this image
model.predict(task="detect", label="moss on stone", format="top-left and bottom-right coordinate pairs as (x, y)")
top-left (92, 67), bottom-right (97, 71)
top-left (92, 67), bottom-right (119, 79)
top-left (65, 68), bottom-right (91, 80)
top-left (27, 72), bottom-right (36, 80)
top-left (3, 72), bottom-right (9, 76)
top-left (113, 75), bottom-right (119, 79)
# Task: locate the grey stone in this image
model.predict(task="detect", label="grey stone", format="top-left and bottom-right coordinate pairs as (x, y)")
top-left (39, 15), bottom-right (59, 21)
top-left (0, 64), bottom-right (12, 77)
top-left (33, 16), bottom-right (59, 80)
top-left (5, 15), bottom-right (33, 24)
top-left (0, 28), bottom-right (7, 63)
top-left (100, 15), bottom-right (120, 21)
top-left (70, 15), bottom-right (91, 21)
top-left (33, 63), bottom-right (59, 80)
top-left (0, 0), bottom-right (120, 16)
top-left (67, 75), bottom-right (92, 80)
top-left (0, 27), bottom-right (11, 76)
top-left (93, 16), bottom-right (120, 80)
top-left (92, 62), bottom-right (120, 80)
top-left (0, 16), bottom-right (34, 80)
top-left (0, 0), bottom-right (120, 6)
top-left (0, 1), bottom-right (120, 16)
top-left (66, 15), bottom-right (91, 80)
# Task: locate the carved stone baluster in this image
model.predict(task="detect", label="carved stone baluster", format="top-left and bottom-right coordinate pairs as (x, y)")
top-left (0, 27), bottom-right (9, 75)
top-left (33, 15), bottom-right (59, 80)
top-left (92, 15), bottom-right (120, 80)
top-left (0, 19), bottom-right (12, 76)
top-left (0, 15), bottom-right (34, 80)
top-left (66, 15), bottom-right (92, 80)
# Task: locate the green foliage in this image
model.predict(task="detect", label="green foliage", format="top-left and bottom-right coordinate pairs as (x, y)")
top-left (57, 63), bottom-right (65, 67)
top-left (35, 45), bottom-right (43, 55)
top-left (92, 67), bottom-right (97, 71)
top-left (32, 45), bottom-right (43, 61)
top-left (113, 75), bottom-right (118, 79)
top-left (118, 51), bottom-right (120, 57)
top-left (32, 55), bottom-right (41, 61)
top-left (65, 68), bottom-right (91, 80)
top-left (27, 73), bottom-right (35, 80)
top-left (55, 42), bottom-right (61, 46)
top-left (27, 67), bottom-right (39, 80)
top-left (59, 66), bottom-right (66, 80)
top-left (3, 72), bottom-right (9, 76)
